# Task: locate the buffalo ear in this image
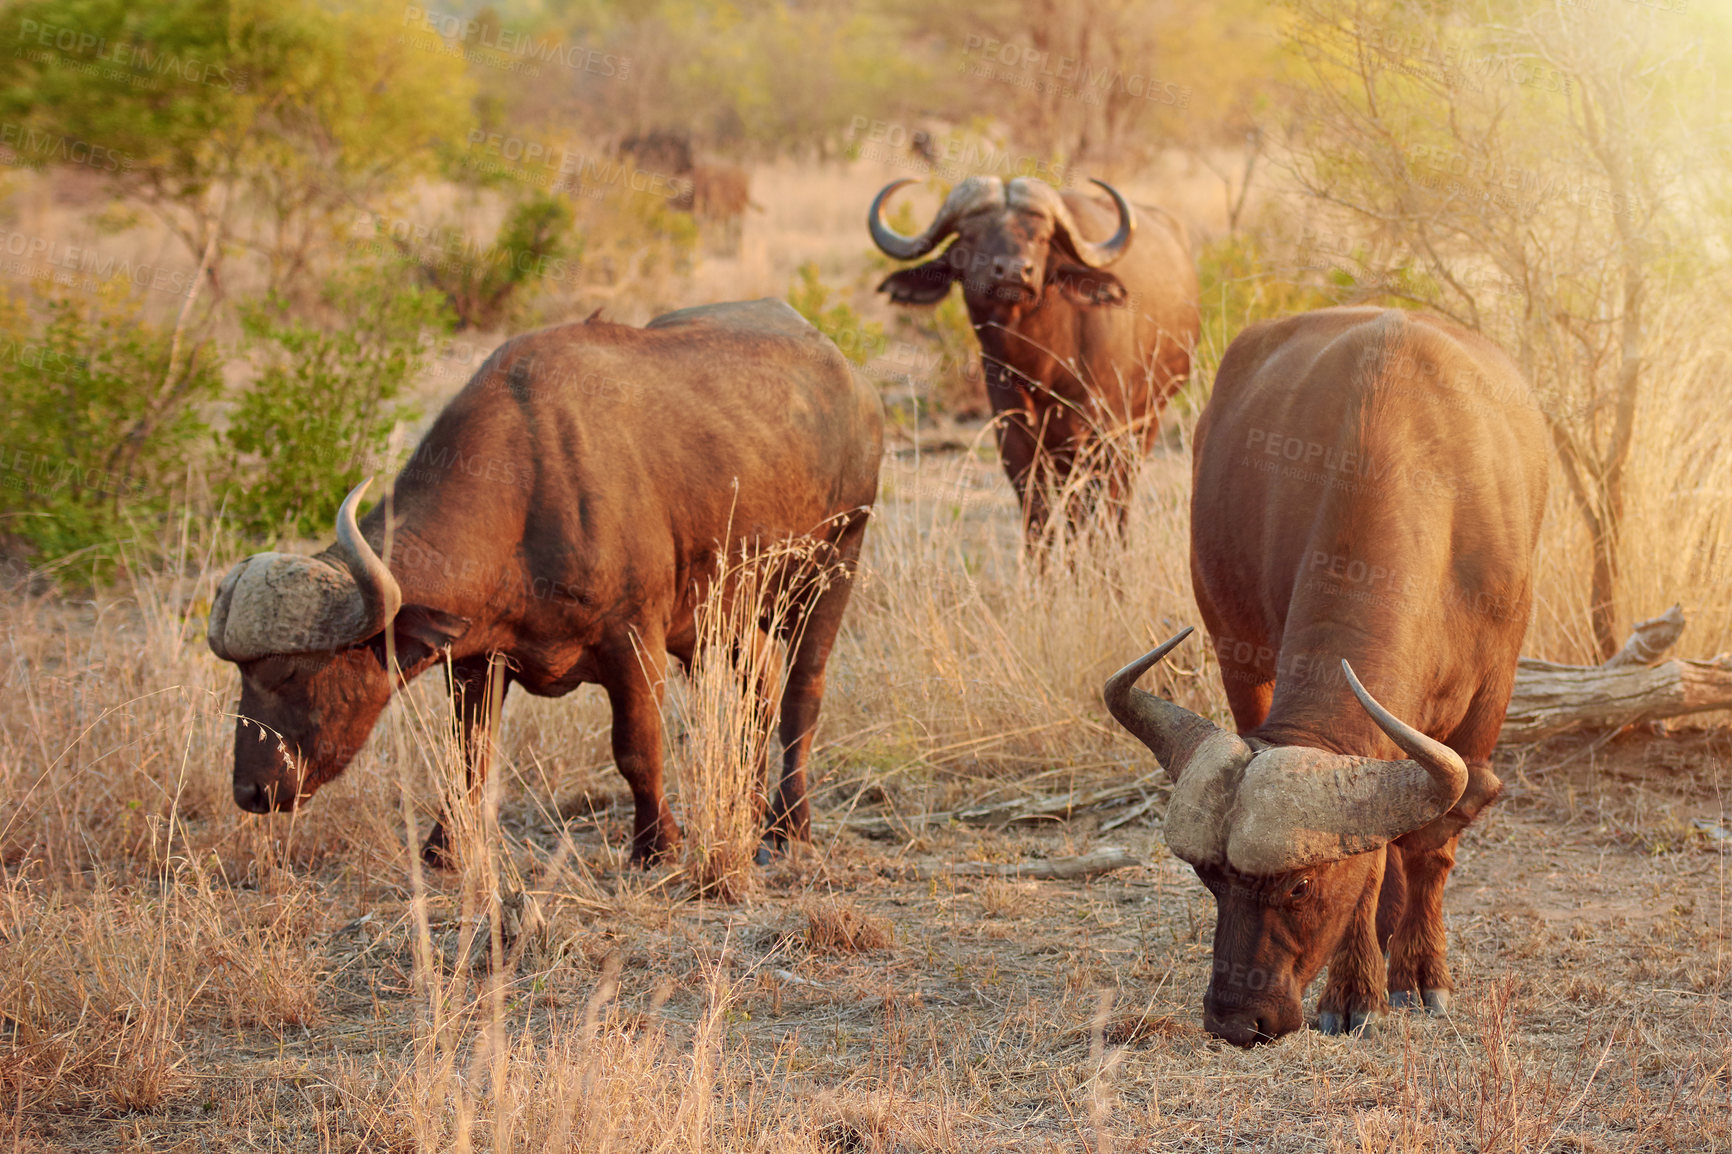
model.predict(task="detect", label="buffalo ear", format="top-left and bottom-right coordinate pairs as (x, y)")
top-left (396, 605), bottom-right (471, 650)
top-left (878, 257), bottom-right (956, 305)
top-left (367, 605), bottom-right (471, 667)
top-left (1050, 262), bottom-right (1128, 307)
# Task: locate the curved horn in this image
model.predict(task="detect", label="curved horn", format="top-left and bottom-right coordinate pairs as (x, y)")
top-left (1104, 628), bottom-right (1245, 781)
top-left (205, 479), bottom-right (403, 664)
top-left (1106, 628), bottom-right (1254, 865)
top-left (867, 177), bottom-right (1002, 261)
top-left (1219, 663), bottom-right (1471, 874)
top-left (1340, 660), bottom-right (1468, 809)
top-left (1051, 178), bottom-right (1135, 269)
top-left (867, 179), bottom-right (927, 259)
top-left (332, 478), bottom-right (402, 638)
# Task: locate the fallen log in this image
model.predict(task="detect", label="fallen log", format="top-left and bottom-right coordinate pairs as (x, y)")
top-left (906, 846), bottom-right (1141, 881)
top-left (1501, 607), bottom-right (1732, 743)
top-left (838, 774), bottom-right (1161, 838)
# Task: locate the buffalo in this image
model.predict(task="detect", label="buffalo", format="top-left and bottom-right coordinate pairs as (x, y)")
top-left (208, 299), bottom-right (883, 865)
top-left (1105, 307), bottom-right (1547, 1045)
top-left (868, 175), bottom-right (1198, 544)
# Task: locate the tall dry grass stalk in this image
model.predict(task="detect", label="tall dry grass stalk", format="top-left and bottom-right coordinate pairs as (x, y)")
top-left (663, 537), bottom-right (842, 902)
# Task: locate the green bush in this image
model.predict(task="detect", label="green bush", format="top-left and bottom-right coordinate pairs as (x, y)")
top-left (787, 262), bottom-right (884, 366)
top-left (1182, 231), bottom-right (1359, 414)
top-left (223, 261), bottom-right (454, 540)
top-left (413, 192), bottom-right (582, 331)
top-left (1191, 230), bottom-right (1427, 400)
top-left (0, 289), bottom-right (222, 574)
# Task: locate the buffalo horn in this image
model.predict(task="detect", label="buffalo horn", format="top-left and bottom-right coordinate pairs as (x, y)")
top-left (333, 478), bottom-right (402, 640)
top-left (1222, 664), bottom-right (1471, 873)
top-left (1340, 659), bottom-right (1468, 812)
top-left (1104, 628), bottom-right (1249, 781)
top-left (867, 176), bottom-right (1003, 261)
top-left (206, 479), bottom-right (401, 662)
top-left (1015, 178), bottom-right (1134, 269)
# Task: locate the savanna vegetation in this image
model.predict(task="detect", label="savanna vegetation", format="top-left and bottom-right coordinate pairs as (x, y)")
top-left (1, 0), bottom-right (1729, 1149)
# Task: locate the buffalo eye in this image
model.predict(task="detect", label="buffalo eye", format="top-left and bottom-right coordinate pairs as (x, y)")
top-left (1288, 877), bottom-right (1311, 900)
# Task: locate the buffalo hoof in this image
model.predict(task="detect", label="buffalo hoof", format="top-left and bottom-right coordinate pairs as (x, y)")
top-left (420, 826), bottom-right (456, 870)
top-left (629, 840), bottom-right (680, 869)
top-left (754, 843), bottom-right (774, 867)
top-left (1389, 989), bottom-right (1451, 1016)
top-left (1316, 1009), bottom-right (1375, 1036)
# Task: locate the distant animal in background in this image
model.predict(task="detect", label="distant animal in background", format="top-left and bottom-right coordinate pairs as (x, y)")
top-left (869, 175), bottom-right (1198, 547)
top-left (619, 130), bottom-right (756, 254)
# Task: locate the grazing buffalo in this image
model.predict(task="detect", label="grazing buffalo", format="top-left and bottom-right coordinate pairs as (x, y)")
top-left (868, 175), bottom-right (1198, 544)
top-left (208, 299), bottom-right (883, 865)
top-left (1105, 307), bottom-right (1546, 1045)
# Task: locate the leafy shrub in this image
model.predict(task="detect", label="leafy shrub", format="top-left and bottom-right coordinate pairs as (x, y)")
top-left (410, 192), bottom-right (581, 331)
top-left (0, 288), bottom-right (222, 574)
top-left (222, 261), bottom-right (453, 540)
top-left (787, 262), bottom-right (884, 366)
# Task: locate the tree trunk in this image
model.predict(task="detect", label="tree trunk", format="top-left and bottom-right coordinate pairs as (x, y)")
top-left (1588, 526), bottom-right (1622, 662)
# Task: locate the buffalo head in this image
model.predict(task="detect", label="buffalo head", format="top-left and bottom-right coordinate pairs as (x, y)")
top-left (1104, 629), bottom-right (1467, 1047)
top-left (868, 176), bottom-right (1134, 318)
top-left (208, 480), bottom-right (467, 813)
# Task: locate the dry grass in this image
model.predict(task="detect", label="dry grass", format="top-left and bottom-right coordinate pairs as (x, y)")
top-left (799, 898), bottom-right (895, 956)
top-left (665, 540), bottom-right (841, 903)
top-left (2, 446), bottom-right (1728, 1151)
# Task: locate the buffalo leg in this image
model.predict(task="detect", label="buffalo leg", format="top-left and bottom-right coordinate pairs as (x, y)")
top-left (1013, 465), bottom-right (1056, 551)
top-left (422, 655), bottom-right (509, 869)
top-left (603, 634), bottom-right (681, 864)
top-left (1221, 675), bottom-right (1274, 736)
top-left (994, 413), bottom-right (1056, 549)
top-left (1376, 841), bottom-right (1408, 953)
top-left (1097, 451), bottom-right (1137, 539)
top-left (1317, 846), bottom-right (1387, 1034)
top-left (767, 524), bottom-right (866, 849)
top-left (1387, 757), bottom-right (1502, 1013)
top-left (1387, 681), bottom-right (1506, 1010)
top-left (1213, 631), bottom-right (1275, 735)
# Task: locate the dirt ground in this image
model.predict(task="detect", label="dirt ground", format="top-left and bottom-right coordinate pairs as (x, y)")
top-left (11, 722), bottom-right (1728, 1153)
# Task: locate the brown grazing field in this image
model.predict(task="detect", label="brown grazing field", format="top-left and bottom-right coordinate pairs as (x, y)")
top-left (2, 449), bottom-right (1728, 1152)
